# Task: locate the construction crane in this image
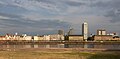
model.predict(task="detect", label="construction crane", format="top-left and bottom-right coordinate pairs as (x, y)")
top-left (67, 26), bottom-right (74, 35)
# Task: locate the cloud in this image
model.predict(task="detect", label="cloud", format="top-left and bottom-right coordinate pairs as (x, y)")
top-left (31, 0), bottom-right (55, 4)
top-left (0, 0), bottom-right (120, 35)
top-left (0, 12), bottom-right (22, 18)
top-left (0, 13), bottom-right (71, 35)
top-left (0, 16), bottom-right (10, 19)
top-left (104, 9), bottom-right (120, 23)
top-left (0, 14), bottom-right (70, 29)
top-left (63, 0), bottom-right (85, 6)
top-left (11, 0), bottom-right (60, 12)
top-left (90, 0), bottom-right (120, 8)
top-left (85, 0), bottom-right (120, 23)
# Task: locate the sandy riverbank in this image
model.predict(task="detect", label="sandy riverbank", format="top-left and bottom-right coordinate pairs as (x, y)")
top-left (1, 48), bottom-right (120, 51)
top-left (0, 48), bottom-right (120, 59)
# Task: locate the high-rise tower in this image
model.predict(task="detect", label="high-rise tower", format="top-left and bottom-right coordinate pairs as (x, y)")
top-left (82, 22), bottom-right (88, 41)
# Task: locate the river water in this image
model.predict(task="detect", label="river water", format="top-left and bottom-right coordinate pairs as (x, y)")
top-left (0, 44), bottom-right (120, 49)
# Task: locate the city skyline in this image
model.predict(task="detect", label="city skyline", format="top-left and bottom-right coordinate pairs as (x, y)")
top-left (0, 0), bottom-right (120, 35)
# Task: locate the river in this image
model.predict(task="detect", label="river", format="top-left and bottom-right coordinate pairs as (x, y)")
top-left (0, 43), bottom-right (120, 49)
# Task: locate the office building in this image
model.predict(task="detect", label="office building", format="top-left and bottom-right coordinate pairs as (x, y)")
top-left (82, 22), bottom-right (88, 41)
top-left (97, 29), bottom-right (106, 35)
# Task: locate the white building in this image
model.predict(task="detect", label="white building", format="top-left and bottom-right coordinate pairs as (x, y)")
top-left (107, 32), bottom-right (119, 37)
top-left (34, 36), bottom-right (39, 41)
top-left (34, 36), bottom-right (44, 41)
top-left (82, 22), bottom-right (88, 41)
top-left (97, 29), bottom-right (106, 35)
top-left (50, 34), bottom-right (64, 40)
top-left (24, 36), bottom-right (32, 40)
top-left (44, 35), bottom-right (50, 40)
top-left (20, 34), bottom-right (32, 40)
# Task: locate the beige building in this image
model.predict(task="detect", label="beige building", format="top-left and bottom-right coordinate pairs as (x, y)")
top-left (82, 22), bottom-right (88, 41)
top-left (34, 36), bottom-right (39, 41)
top-left (44, 35), bottom-right (50, 40)
top-left (50, 34), bottom-right (64, 40)
top-left (23, 36), bottom-right (32, 40)
top-left (0, 35), bottom-right (22, 40)
top-left (0, 36), bottom-right (6, 40)
top-left (34, 34), bottom-right (64, 41)
top-left (13, 35), bottom-right (21, 40)
top-left (34, 36), bottom-right (44, 41)
top-left (68, 35), bottom-right (83, 41)
top-left (94, 35), bottom-right (113, 41)
top-left (97, 29), bottom-right (106, 35)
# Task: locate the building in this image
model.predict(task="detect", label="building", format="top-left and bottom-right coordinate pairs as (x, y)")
top-left (50, 34), bottom-right (64, 40)
top-left (13, 35), bottom-right (21, 40)
top-left (82, 22), bottom-right (88, 41)
top-left (58, 30), bottom-right (64, 35)
top-left (0, 36), bottom-right (6, 40)
top-left (44, 35), bottom-right (50, 40)
top-left (94, 35), bottom-right (113, 41)
top-left (34, 36), bottom-right (40, 41)
top-left (107, 32), bottom-right (118, 36)
top-left (34, 36), bottom-right (44, 41)
top-left (23, 36), bottom-right (32, 40)
top-left (97, 29), bottom-right (106, 35)
top-left (67, 35), bottom-right (83, 41)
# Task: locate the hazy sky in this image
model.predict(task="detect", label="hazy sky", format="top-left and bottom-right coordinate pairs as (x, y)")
top-left (0, 0), bottom-right (120, 35)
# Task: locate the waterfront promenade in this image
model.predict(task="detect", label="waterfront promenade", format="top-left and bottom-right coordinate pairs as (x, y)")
top-left (0, 40), bottom-right (120, 45)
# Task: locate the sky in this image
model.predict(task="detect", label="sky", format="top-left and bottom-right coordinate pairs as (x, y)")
top-left (0, 0), bottom-right (120, 35)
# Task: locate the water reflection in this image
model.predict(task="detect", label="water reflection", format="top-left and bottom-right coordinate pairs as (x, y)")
top-left (0, 44), bottom-right (120, 49)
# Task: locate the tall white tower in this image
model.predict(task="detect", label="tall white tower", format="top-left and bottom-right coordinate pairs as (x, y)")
top-left (82, 22), bottom-right (88, 41)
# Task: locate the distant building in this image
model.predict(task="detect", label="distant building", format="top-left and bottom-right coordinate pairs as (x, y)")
top-left (34, 36), bottom-right (44, 41)
top-left (24, 36), bottom-right (32, 40)
top-left (44, 35), bottom-right (50, 40)
top-left (97, 29), bottom-right (106, 35)
top-left (107, 32), bottom-right (118, 36)
top-left (94, 35), bottom-right (113, 41)
top-left (39, 34), bottom-right (65, 41)
top-left (58, 30), bottom-right (64, 35)
top-left (50, 34), bottom-right (64, 40)
top-left (82, 22), bottom-right (88, 41)
top-left (0, 36), bottom-right (5, 40)
top-left (67, 35), bottom-right (83, 41)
